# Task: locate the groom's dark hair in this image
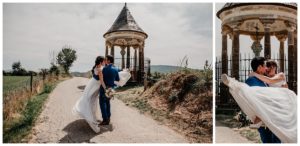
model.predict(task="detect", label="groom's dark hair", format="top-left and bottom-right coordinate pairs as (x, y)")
top-left (106, 55), bottom-right (114, 64)
top-left (251, 57), bottom-right (265, 71)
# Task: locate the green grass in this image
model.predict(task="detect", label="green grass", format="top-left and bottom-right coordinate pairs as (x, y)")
top-left (3, 76), bottom-right (30, 95)
top-left (3, 76), bottom-right (42, 97)
top-left (3, 81), bottom-right (59, 143)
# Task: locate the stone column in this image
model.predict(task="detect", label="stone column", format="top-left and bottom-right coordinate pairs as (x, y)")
top-left (110, 45), bottom-right (115, 57)
top-left (138, 45), bottom-right (145, 83)
top-left (126, 46), bottom-right (130, 69)
top-left (220, 27), bottom-right (230, 104)
top-left (221, 29), bottom-right (228, 74)
top-left (141, 45), bottom-right (145, 82)
top-left (264, 24), bottom-right (271, 59)
top-left (275, 34), bottom-right (287, 72)
top-left (133, 47), bottom-right (137, 81)
top-left (261, 19), bottom-right (274, 59)
top-left (294, 31), bottom-right (297, 93)
top-left (287, 25), bottom-right (296, 90)
top-left (120, 46), bottom-right (126, 69)
top-left (231, 25), bottom-right (240, 80)
top-left (105, 45), bottom-right (108, 57)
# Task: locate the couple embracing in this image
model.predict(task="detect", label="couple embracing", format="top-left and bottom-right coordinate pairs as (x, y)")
top-left (222, 57), bottom-right (297, 143)
top-left (73, 55), bottom-right (131, 133)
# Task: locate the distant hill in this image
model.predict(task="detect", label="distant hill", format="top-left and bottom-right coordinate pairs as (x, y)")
top-left (150, 65), bottom-right (182, 74)
top-left (71, 71), bottom-right (91, 78)
top-left (71, 65), bottom-right (201, 77)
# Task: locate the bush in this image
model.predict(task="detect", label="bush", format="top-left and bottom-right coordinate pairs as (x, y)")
top-left (42, 84), bottom-right (54, 94)
top-left (3, 70), bottom-right (12, 76)
top-left (203, 60), bottom-right (212, 90)
top-left (49, 63), bottom-right (60, 76)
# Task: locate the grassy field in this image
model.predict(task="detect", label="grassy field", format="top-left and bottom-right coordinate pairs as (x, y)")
top-left (3, 79), bottom-right (61, 143)
top-left (3, 75), bottom-right (64, 143)
top-left (3, 76), bottom-right (31, 96)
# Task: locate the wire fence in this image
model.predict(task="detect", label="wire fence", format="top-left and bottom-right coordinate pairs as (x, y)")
top-left (3, 74), bottom-right (56, 101)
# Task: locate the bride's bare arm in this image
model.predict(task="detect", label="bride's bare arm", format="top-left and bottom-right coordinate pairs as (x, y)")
top-left (98, 68), bottom-right (107, 89)
top-left (250, 72), bottom-right (284, 84)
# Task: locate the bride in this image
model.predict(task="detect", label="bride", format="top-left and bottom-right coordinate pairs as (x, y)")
top-left (221, 60), bottom-right (297, 143)
top-left (248, 60), bottom-right (288, 128)
top-left (72, 56), bottom-right (131, 133)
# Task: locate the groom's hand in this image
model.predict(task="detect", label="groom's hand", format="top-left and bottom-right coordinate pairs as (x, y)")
top-left (282, 84), bottom-right (288, 88)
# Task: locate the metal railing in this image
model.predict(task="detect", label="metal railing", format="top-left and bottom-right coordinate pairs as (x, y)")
top-left (113, 57), bottom-right (151, 84)
top-left (215, 53), bottom-right (295, 108)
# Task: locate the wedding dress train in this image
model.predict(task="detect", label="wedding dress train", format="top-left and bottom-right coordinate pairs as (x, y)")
top-left (221, 74), bottom-right (297, 143)
top-left (73, 69), bottom-right (131, 133)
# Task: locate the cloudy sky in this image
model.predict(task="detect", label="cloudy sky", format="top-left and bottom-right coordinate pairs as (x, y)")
top-left (215, 3), bottom-right (285, 59)
top-left (3, 3), bottom-right (212, 72)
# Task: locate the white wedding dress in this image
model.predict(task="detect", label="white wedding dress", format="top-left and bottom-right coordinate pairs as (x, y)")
top-left (222, 74), bottom-right (297, 143)
top-left (72, 67), bottom-right (131, 133)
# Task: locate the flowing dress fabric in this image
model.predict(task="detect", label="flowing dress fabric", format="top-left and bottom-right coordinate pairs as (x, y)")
top-left (226, 77), bottom-right (297, 143)
top-left (72, 76), bottom-right (101, 133)
top-left (72, 68), bottom-right (131, 133)
top-left (114, 70), bottom-right (131, 87)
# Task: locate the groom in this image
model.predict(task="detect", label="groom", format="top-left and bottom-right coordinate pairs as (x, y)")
top-left (245, 57), bottom-right (281, 143)
top-left (99, 55), bottom-right (120, 125)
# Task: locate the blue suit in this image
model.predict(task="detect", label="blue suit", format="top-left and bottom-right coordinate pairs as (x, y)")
top-left (245, 76), bottom-right (281, 143)
top-left (99, 64), bottom-right (120, 121)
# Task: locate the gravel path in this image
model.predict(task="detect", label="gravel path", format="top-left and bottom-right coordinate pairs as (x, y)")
top-left (215, 121), bottom-right (252, 143)
top-left (29, 77), bottom-right (188, 143)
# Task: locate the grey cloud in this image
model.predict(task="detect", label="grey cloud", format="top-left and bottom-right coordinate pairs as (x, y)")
top-left (3, 3), bottom-right (213, 72)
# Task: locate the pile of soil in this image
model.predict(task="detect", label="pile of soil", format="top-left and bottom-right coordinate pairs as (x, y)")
top-left (141, 71), bottom-right (212, 143)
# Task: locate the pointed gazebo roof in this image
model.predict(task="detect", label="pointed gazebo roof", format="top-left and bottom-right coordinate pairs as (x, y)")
top-left (103, 4), bottom-right (147, 38)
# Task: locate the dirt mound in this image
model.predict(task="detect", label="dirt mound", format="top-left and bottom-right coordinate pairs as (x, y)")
top-left (142, 71), bottom-right (212, 143)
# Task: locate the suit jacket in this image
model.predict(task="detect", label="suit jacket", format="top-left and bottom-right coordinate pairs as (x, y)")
top-left (102, 64), bottom-right (120, 88)
top-left (245, 76), bottom-right (267, 87)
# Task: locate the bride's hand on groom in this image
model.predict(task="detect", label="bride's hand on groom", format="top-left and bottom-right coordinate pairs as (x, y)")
top-left (278, 72), bottom-right (285, 80)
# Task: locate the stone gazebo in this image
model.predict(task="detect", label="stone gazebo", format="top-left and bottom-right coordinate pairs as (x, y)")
top-left (103, 4), bottom-right (148, 83)
top-left (217, 3), bottom-right (297, 91)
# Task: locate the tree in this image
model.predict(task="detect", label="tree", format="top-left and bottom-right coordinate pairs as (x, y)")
top-left (49, 63), bottom-right (60, 76)
top-left (12, 61), bottom-right (27, 76)
top-left (39, 68), bottom-right (49, 80)
top-left (12, 61), bottom-right (21, 71)
top-left (57, 46), bottom-right (77, 74)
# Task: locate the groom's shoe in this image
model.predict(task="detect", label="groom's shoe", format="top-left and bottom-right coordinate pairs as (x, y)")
top-left (99, 120), bottom-right (109, 125)
top-left (107, 118), bottom-right (110, 124)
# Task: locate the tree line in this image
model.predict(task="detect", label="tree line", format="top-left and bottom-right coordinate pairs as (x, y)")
top-left (3, 46), bottom-right (77, 76)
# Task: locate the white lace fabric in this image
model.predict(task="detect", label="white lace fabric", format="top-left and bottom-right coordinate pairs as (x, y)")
top-left (72, 70), bottom-right (131, 133)
top-left (227, 77), bottom-right (297, 143)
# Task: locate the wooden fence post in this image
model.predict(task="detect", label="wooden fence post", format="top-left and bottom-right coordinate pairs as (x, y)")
top-left (30, 73), bottom-right (33, 93)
